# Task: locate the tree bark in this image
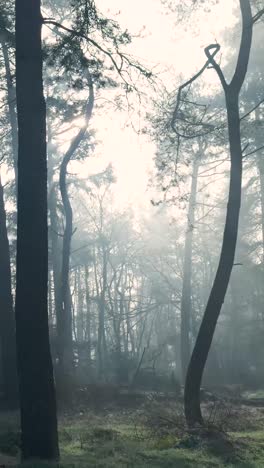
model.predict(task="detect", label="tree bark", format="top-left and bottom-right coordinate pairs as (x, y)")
top-left (184, 0), bottom-right (253, 426)
top-left (15, 0), bottom-right (59, 459)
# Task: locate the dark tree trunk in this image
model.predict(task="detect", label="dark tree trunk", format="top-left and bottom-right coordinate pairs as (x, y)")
top-left (57, 71), bottom-right (94, 388)
top-left (57, 152), bottom-right (74, 384)
top-left (180, 153), bottom-right (200, 383)
top-left (184, 0), bottom-right (252, 426)
top-left (0, 175), bottom-right (18, 404)
top-left (15, 0), bottom-right (59, 459)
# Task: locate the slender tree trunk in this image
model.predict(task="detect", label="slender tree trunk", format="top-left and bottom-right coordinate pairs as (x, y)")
top-left (0, 36), bottom-right (18, 190)
top-left (184, 0), bottom-right (252, 426)
top-left (257, 154), bottom-right (264, 262)
top-left (57, 71), bottom-right (94, 387)
top-left (97, 247), bottom-right (107, 380)
top-left (185, 94), bottom-right (243, 425)
top-left (77, 267), bottom-right (84, 343)
top-left (0, 174), bottom-right (18, 404)
top-left (0, 30), bottom-right (19, 406)
top-left (255, 108), bottom-right (264, 262)
top-left (58, 152), bottom-right (74, 383)
top-left (180, 153), bottom-right (199, 383)
top-left (85, 265), bottom-right (91, 366)
top-left (15, 1), bottom-right (59, 459)
top-left (49, 184), bottom-right (61, 327)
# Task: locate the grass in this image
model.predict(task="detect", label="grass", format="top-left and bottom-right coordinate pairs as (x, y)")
top-left (2, 395), bottom-right (264, 467)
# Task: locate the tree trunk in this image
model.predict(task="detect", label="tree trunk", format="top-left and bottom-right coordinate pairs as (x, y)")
top-left (184, 0), bottom-right (252, 426)
top-left (57, 70), bottom-right (94, 388)
top-left (85, 265), bottom-right (91, 366)
top-left (49, 183), bottom-right (61, 327)
top-left (0, 35), bottom-right (18, 190)
top-left (77, 266), bottom-right (84, 343)
top-left (57, 152), bottom-right (74, 384)
top-left (257, 156), bottom-right (264, 261)
top-left (255, 108), bottom-right (264, 262)
top-left (15, 0), bottom-right (59, 459)
top-left (180, 153), bottom-right (199, 383)
top-left (0, 174), bottom-right (18, 405)
top-left (97, 247), bottom-right (107, 380)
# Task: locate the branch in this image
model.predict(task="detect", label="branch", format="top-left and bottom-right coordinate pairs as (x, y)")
top-left (204, 44), bottom-right (227, 91)
top-left (240, 98), bottom-right (264, 121)
top-left (0, 25), bottom-right (14, 45)
top-left (43, 19), bottom-right (152, 84)
top-left (59, 68), bottom-right (94, 223)
top-left (43, 19), bottom-right (123, 74)
top-left (253, 8), bottom-right (264, 23)
top-left (243, 144), bottom-right (264, 158)
top-left (171, 44), bottom-right (224, 136)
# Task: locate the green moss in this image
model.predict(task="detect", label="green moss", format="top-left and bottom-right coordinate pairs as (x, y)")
top-left (3, 408), bottom-right (264, 467)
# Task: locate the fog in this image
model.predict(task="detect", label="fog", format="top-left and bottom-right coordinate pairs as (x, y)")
top-left (1, 0), bottom-right (264, 465)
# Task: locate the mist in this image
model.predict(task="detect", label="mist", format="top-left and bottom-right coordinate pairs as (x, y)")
top-left (0, 0), bottom-right (264, 466)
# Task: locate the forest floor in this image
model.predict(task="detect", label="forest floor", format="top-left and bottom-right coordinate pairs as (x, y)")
top-left (1, 388), bottom-right (264, 467)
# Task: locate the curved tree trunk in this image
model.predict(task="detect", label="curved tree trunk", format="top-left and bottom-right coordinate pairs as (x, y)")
top-left (15, 0), bottom-right (59, 459)
top-left (57, 71), bottom-right (94, 390)
top-left (184, 0), bottom-right (253, 426)
top-left (180, 152), bottom-right (200, 383)
top-left (57, 152), bottom-right (75, 383)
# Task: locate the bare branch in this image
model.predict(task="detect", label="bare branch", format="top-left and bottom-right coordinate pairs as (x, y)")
top-left (240, 98), bottom-right (264, 121)
top-left (253, 8), bottom-right (264, 23)
top-left (243, 144), bottom-right (264, 158)
top-left (171, 44), bottom-right (225, 138)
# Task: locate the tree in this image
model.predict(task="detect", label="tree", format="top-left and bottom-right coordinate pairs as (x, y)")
top-left (0, 173), bottom-right (17, 404)
top-left (42, 0), bottom-right (152, 391)
top-left (56, 70), bottom-right (94, 391)
top-left (181, 0), bottom-right (254, 425)
top-left (0, 5), bottom-right (18, 405)
top-left (15, 0), bottom-right (59, 460)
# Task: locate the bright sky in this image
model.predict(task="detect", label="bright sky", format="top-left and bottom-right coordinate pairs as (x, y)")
top-left (70, 0), bottom-right (237, 209)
